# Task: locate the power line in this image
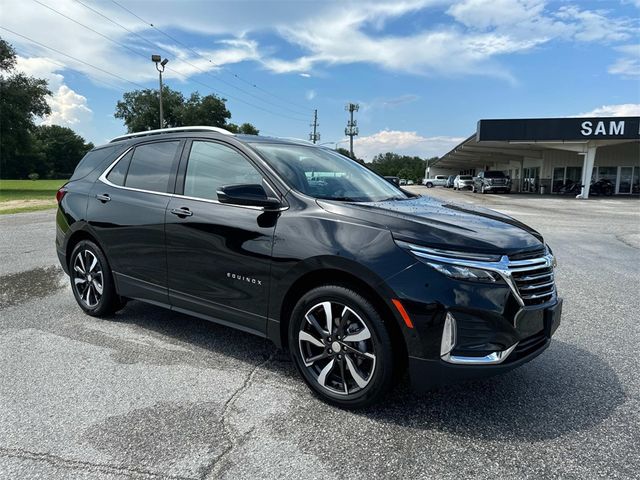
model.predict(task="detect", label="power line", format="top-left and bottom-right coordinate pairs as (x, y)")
top-left (0, 26), bottom-right (147, 89)
top-left (30, 0), bottom-right (309, 123)
top-left (13, 45), bottom-right (128, 92)
top-left (108, 0), bottom-right (312, 115)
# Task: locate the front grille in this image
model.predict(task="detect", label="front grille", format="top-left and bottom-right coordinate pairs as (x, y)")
top-left (509, 248), bottom-right (545, 261)
top-left (508, 255), bottom-right (555, 306)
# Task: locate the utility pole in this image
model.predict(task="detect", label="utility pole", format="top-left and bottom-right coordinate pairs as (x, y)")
top-left (309, 109), bottom-right (320, 143)
top-left (344, 103), bottom-right (359, 158)
top-left (151, 55), bottom-right (169, 129)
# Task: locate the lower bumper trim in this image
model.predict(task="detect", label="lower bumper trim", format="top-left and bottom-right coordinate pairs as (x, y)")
top-left (442, 342), bottom-right (518, 365)
top-left (409, 338), bottom-right (550, 392)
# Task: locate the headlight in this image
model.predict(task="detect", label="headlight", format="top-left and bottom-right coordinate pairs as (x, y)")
top-left (545, 244), bottom-right (557, 267)
top-left (395, 240), bottom-right (505, 283)
top-left (427, 262), bottom-right (501, 282)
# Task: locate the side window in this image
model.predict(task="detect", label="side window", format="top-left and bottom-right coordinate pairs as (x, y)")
top-left (70, 145), bottom-right (120, 181)
top-left (183, 141), bottom-right (263, 200)
top-left (125, 141), bottom-right (180, 193)
top-left (106, 150), bottom-right (133, 186)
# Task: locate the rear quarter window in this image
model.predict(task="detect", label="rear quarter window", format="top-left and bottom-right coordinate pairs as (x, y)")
top-left (70, 145), bottom-right (123, 181)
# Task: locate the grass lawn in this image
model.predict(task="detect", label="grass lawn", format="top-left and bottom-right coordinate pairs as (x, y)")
top-left (0, 179), bottom-right (67, 214)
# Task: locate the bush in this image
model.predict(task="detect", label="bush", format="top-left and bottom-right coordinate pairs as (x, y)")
top-left (27, 173), bottom-right (39, 180)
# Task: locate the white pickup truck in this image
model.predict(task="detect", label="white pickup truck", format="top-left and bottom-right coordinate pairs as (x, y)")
top-left (422, 175), bottom-right (448, 188)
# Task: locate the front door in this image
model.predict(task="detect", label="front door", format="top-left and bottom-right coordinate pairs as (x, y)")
top-left (165, 140), bottom-right (278, 335)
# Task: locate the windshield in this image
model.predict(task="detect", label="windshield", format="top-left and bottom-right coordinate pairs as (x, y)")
top-left (250, 143), bottom-right (408, 202)
top-left (485, 171), bottom-right (506, 178)
top-left (460, 175), bottom-right (473, 180)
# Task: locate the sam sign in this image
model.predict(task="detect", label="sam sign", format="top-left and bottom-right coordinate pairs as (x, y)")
top-left (477, 117), bottom-right (640, 142)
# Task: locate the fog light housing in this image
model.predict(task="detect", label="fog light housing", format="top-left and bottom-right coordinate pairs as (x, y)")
top-left (440, 312), bottom-right (457, 357)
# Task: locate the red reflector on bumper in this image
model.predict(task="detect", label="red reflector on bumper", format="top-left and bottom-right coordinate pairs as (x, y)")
top-left (392, 299), bottom-right (414, 329)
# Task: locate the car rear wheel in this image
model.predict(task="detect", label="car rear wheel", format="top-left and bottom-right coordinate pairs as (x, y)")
top-left (70, 240), bottom-right (126, 317)
top-left (426, 182), bottom-right (433, 188)
top-left (289, 285), bottom-right (394, 408)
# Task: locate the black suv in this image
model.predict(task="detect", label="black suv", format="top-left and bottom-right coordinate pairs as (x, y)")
top-left (56, 127), bottom-right (562, 408)
top-left (474, 170), bottom-right (512, 194)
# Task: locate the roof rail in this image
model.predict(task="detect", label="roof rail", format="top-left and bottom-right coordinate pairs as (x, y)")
top-left (110, 126), bottom-right (234, 143)
top-left (276, 137), bottom-right (317, 145)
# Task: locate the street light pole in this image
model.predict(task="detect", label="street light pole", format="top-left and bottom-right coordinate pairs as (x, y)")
top-left (151, 55), bottom-right (169, 129)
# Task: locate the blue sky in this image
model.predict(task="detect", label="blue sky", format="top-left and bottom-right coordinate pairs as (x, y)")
top-left (3, 0), bottom-right (640, 160)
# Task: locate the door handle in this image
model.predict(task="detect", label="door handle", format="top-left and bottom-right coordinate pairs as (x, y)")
top-left (170, 207), bottom-right (193, 217)
top-left (96, 193), bottom-right (111, 203)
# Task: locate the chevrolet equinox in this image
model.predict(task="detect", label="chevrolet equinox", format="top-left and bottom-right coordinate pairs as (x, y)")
top-left (56, 126), bottom-right (562, 408)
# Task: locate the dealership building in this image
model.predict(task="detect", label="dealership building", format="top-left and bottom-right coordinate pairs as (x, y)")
top-left (432, 117), bottom-right (640, 198)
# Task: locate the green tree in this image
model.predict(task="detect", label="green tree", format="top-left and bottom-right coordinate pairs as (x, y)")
top-left (0, 37), bottom-right (52, 178)
top-left (369, 152), bottom-right (436, 182)
top-left (114, 87), bottom-right (262, 136)
top-left (114, 87), bottom-right (185, 132)
top-left (32, 125), bottom-right (93, 177)
top-left (336, 147), bottom-right (352, 158)
top-left (182, 92), bottom-right (231, 127)
top-left (226, 122), bottom-right (260, 135)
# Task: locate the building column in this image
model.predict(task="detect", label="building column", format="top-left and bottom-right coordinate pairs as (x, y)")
top-left (578, 144), bottom-right (597, 199)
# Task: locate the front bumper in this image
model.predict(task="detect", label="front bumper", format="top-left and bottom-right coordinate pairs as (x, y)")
top-left (408, 298), bottom-right (562, 391)
top-left (484, 184), bottom-right (511, 191)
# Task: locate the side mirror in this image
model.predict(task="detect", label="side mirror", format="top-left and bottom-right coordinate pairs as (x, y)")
top-left (217, 184), bottom-right (282, 209)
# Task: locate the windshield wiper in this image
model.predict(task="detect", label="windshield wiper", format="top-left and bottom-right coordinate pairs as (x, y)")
top-left (318, 196), bottom-right (360, 202)
top-left (378, 196), bottom-right (407, 202)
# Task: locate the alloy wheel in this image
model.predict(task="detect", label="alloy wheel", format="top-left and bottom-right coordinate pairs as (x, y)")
top-left (72, 249), bottom-right (104, 308)
top-left (298, 301), bottom-right (376, 396)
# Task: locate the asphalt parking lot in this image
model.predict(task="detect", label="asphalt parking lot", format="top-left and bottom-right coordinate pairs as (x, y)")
top-left (1, 191), bottom-right (639, 480)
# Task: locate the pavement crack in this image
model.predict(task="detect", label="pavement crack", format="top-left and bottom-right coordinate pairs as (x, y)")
top-left (200, 352), bottom-right (275, 480)
top-left (0, 446), bottom-right (196, 480)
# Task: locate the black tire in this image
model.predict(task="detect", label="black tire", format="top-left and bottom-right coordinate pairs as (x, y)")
top-left (288, 285), bottom-right (394, 408)
top-left (426, 182), bottom-right (433, 188)
top-left (69, 240), bottom-right (126, 317)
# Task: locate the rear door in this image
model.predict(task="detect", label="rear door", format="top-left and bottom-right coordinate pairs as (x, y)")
top-left (88, 140), bottom-right (183, 304)
top-left (165, 139), bottom-right (279, 335)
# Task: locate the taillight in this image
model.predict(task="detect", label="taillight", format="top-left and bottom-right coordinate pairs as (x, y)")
top-left (56, 187), bottom-right (67, 204)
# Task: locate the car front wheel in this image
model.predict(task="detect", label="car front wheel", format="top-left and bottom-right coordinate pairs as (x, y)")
top-left (289, 285), bottom-right (394, 408)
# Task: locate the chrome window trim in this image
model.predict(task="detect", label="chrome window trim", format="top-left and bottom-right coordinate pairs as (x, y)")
top-left (98, 146), bottom-right (288, 212)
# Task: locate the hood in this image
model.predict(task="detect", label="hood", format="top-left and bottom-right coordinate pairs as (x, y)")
top-left (316, 195), bottom-right (543, 255)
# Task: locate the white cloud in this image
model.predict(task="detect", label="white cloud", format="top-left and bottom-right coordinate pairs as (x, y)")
top-left (2, 0), bottom-right (636, 87)
top-left (578, 104), bottom-right (640, 117)
top-left (608, 44), bottom-right (640, 78)
top-left (305, 90), bottom-right (316, 101)
top-left (42, 85), bottom-right (92, 127)
top-left (16, 56), bottom-right (93, 131)
top-left (354, 130), bottom-right (465, 161)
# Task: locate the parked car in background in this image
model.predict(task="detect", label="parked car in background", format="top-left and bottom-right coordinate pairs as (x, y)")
top-left (454, 175), bottom-right (474, 190)
top-left (407, 180), bottom-right (414, 185)
top-left (473, 171), bottom-right (511, 194)
top-left (423, 175), bottom-right (448, 188)
top-left (55, 126), bottom-right (561, 408)
top-left (384, 176), bottom-right (400, 187)
top-left (445, 175), bottom-right (455, 188)
top-left (399, 178), bottom-right (407, 186)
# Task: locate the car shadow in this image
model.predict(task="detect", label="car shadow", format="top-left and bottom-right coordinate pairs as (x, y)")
top-left (112, 301), bottom-right (624, 443)
top-left (360, 340), bottom-right (626, 442)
